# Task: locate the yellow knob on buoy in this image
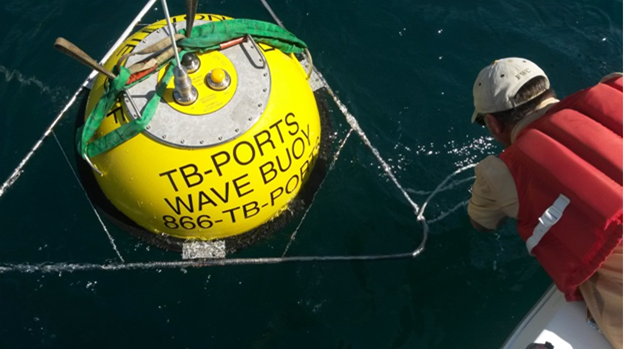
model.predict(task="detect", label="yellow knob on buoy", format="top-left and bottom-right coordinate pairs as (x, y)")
top-left (206, 68), bottom-right (231, 91)
top-left (210, 68), bottom-right (226, 84)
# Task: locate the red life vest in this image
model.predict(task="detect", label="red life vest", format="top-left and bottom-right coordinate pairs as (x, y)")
top-left (499, 77), bottom-right (623, 301)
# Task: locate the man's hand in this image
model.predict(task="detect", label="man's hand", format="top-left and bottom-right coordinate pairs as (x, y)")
top-left (470, 217), bottom-right (508, 233)
top-left (470, 217), bottom-right (494, 232)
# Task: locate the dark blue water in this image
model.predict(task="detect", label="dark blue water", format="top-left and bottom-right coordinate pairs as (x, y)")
top-left (0, 0), bottom-right (621, 348)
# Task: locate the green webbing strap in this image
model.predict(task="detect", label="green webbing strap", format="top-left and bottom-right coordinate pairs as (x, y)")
top-left (78, 19), bottom-right (307, 159)
top-left (179, 19), bottom-right (307, 54)
top-left (77, 67), bottom-right (130, 159)
top-left (78, 64), bottom-right (176, 158)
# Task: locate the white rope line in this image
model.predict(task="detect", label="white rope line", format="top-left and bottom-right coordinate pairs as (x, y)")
top-left (261, 0), bottom-right (428, 258)
top-left (0, 252), bottom-right (420, 274)
top-left (316, 73), bottom-right (422, 214)
top-left (427, 200), bottom-right (470, 224)
top-left (282, 129), bottom-right (353, 256)
top-left (95, 0), bottom-right (160, 75)
top-left (260, 0), bottom-right (285, 28)
top-left (51, 132), bottom-right (125, 263)
top-left (0, 88), bottom-right (84, 198)
top-left (417, 163), bottom-right (476, 221)
top-left (0, 161), bottom-right (475, 274)
top-left (0, 0), bottom-right (158, 199)
top-left (407, 176), bottom-right (475, 196)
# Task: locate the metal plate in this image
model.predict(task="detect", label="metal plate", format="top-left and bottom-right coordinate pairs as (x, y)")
top-left (123, 20), bottom-right (271, 148)
top-left (182, 240), bottom-right (227, 259)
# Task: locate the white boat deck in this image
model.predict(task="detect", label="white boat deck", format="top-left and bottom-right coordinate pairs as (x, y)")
top-left (502, 284), bottom-right (612, 349)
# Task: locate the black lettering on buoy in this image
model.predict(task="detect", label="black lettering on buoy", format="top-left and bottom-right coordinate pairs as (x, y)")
top-left (269, 119), bottom-right (285, 144)
top-left (223, 206), bottom-right (240, 223)
top-left (233, 141), bottom-right (255, 165)
top-left (107, 105), bottom-right (126, 125)
top-left (259, 161), bottom-right (277, 184)
top-left (276, 148), bottom-right (293, 172)
top-left (197, 215), bottom-right (213, 229)
top-left (210, 182), bottom-right (230, 204)
top-left (141, 27), bottom-right (156, 35)
top-left (198, 191), bottom-right (218, 211)
top-left (163, 215), bottom-right (178, 229)
top-left (211, 151), bottom-right (231, 176)
top-left (292, 137), bottom-right (305, 160)
top-left (300, 160), bottom-right (310, 181)
top-left (232, 174), bottom-right (253, 198)
top-left (119, 43), bottom-right (136, 57)
top-left (285, 174), bottom-right (300, 194)
top-left (253, 130), bottom-right (275, 156)
top-left (269, 187), bottom-right (284, 207)
top-left (179, 164), bottom-right (203, 188)
top-left (159, 168), bottom-right (179, 192)
top-left (164, 194), bottom-right (194, 215)
top-left (301, 124), bottom-right (311, 146)
top-left (285, 112), bottom-right (299, 135)
top-left (243, 201), bottom-right (260, 219)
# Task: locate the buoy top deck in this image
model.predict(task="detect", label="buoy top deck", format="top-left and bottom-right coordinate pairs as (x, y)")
top-left (123, 19), bottom-right (271, 148)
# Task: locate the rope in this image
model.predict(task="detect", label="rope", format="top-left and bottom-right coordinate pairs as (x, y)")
top-left (0, 252), bottom-right (418, 274)
top-left (0, 87), bottom-right (83, 198)
top-left (417, 164), bottom-right (476, 221)
top-left (311, 67), bottom-right (429, 257)
top-left (282, 129), bottom-right (353, 256)
top-left (0, 163), bottom-right (476, 274)
top-left (0, 0), bottom-right (159, 199)
top-left (407, 176), bottom-right (475, 196)
top-left (260, 0), bottom-right (286, 28)
top-left (427, 200), bottom-right (470, 224)
top-left (52, 132), bottom-right (125, 263)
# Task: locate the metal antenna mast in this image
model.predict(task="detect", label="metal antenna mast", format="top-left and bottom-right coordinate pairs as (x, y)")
top-left (160, 0), bottom-right (198, 105)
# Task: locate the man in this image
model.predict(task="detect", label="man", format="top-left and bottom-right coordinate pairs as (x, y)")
top-left (467, 57), bottom-right (623, 349)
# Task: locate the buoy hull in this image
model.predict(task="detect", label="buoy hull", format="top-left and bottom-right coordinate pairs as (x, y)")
top-left (84, 14), bottom-right (322, 241)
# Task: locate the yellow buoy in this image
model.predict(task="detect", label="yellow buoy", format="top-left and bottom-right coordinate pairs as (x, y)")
top-left (84, 14), bottom-right (322, 242)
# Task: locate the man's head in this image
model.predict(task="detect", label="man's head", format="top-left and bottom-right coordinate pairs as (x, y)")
top-left (471, 58), bottom-right (555, 146)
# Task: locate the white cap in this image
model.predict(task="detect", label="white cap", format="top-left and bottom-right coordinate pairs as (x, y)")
top-left (471, 57), bottom-right (550, 123)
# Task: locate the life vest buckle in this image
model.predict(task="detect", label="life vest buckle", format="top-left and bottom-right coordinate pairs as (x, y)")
top-left (526, 194), bottom-right (571, 255)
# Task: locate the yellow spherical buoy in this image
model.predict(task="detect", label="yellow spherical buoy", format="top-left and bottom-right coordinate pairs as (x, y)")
top-left (83, 14), bottom-right (323, 246)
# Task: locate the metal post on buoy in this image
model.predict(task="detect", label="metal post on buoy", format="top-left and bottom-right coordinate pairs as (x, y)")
top-left (181, 0), bottom-right (201, 73)
top-left (160, 0), bottom-right (198, 106)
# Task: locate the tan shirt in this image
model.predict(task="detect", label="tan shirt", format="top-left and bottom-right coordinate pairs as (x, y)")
top-left (467, 98), bottom-right (559, 229)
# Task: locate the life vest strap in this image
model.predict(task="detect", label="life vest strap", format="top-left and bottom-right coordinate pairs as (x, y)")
top-left (526, 194), bottom-right (570, 255)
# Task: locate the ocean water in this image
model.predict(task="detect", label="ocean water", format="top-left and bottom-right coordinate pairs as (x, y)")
top-left (0, 0), bottom-right (621, 348)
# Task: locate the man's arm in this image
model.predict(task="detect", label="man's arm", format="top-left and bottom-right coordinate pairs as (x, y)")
top-left (467, 156), bottom-right (517, 232)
